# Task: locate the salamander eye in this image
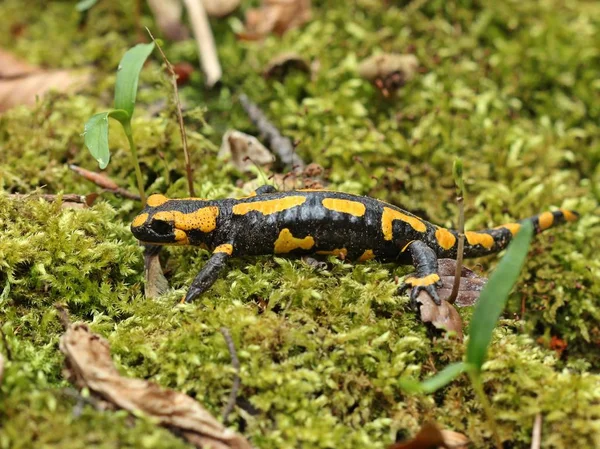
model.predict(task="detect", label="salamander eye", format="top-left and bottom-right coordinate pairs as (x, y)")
top-left (150, 219), bottom-right (172, 235)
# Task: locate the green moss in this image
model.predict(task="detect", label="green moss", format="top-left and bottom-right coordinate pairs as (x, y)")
top-left (0, 0), bottom-right (599, 447)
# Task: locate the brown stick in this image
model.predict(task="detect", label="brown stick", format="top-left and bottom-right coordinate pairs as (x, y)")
top-left (181, 0), bottom-right (222, 87)
top-left (447, 196), bottom-right (465, 304)
top-left (146, 28), bottom-right (195, 197)
top-left (219, 327), bottom-right (241, 425)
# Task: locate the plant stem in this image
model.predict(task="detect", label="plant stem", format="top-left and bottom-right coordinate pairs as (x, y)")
top-left (469, 371), bottom-right (503, 449)
top-left (448, 195), bottom-right (465, 304)
top-left (123, 121), bottom-right (147, 206)
top-left (146, 28), bottom-right (195, 197)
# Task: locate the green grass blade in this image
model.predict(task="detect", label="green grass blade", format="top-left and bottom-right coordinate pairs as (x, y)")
top-left (467, 220), bottom-right (534, 372)
top-left (82, 112), bottom-right (110, 169)
top-left (420, 362), bottom-right (467, 393)
top-left (114, 43), bottom-right (154, 117)
top-left (399, 362), bottom-right (467, 394)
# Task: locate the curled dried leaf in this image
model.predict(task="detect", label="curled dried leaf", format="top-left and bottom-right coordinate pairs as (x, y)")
top-left (239, 0), bottom-right (312, 40)
top-left (358, 53), bottom-right (419, 95)
top-left (263, 52), bottom-right (310, 79)
top-left (436, 259), bottom-right (487, 307)
top-left (219, 130), bottom-right (275, 172)
top-left (388, 421), bottom-right (469, 449)
top-left (59, 322), bottom-right (252, 449)
top-left (417, 293), bottom-right (463, 340)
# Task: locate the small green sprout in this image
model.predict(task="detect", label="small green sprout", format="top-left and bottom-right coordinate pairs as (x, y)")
top-left (400, 220), bottom-right (534, 448)
top-left (82, 42), bottom-right (155, 205)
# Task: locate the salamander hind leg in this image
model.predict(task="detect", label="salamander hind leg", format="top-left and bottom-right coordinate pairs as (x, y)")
top-left (400, 240), bottom-right (442, 306)
top-left (184, 244), bottom-right (233, 303)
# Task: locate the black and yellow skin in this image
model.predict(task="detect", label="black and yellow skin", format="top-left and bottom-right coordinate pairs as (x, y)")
top-left (131, 187), bottom-right (579, 304)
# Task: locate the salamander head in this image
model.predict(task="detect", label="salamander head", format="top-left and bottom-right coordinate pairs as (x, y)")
top-left (131, 194), bottom-right (219, 246)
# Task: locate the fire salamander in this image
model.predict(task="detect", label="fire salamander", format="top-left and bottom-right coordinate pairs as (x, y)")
top-left (131, 186), bottom-right (579, 304)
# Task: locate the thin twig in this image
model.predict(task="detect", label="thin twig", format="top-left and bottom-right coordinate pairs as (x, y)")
top-left (220, 327), bottom-right (241, 425)
top-left (239, 93), bottom-right (305, 171)
top-left (530, 413), bottom-right (542, 449)
top-left (181, 0), bottom-right (222, 87)
top-left (146, 28), bottom-right (195, 197)
top-left (448, 196), bottom-right (465, 304)
top-left (9, 193), bottom-right (89, 204)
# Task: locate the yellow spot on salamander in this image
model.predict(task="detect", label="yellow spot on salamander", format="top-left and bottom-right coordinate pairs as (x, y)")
top-left (174, 229), bottom-right (189, 244)
top-left (538, 211), bottom-right (554, 231)
top-left (316, 248), bottom-right (348, 258)
top-left (560, 209), bottom-right (578, 222)
top-left (132, 213), bottom-right (148, 228)
top-left (501, 223), bottom-right (521, 235)
top-left (465, 231), bottom-right (494, 249)
top-left (154, 206), bottom-right (219, 233)
top-left (322, 198), bottom-right (366, 217)
top-left (232, 196), bottom-right (306, 216)
top-left (358, 249), bottom-right (375, 262)
top-left (147, 194), bottom-right (169, 207)
top-left (405, 273), bottom-right (440, 287)
top-left (214, 244), bottom-right (233, 255)
top-left (435, 228), bottom-right (456, 250)
top-left (274, 228), bottom-right (315, 253)
top-left (381, 207), bottom-right (426, 240)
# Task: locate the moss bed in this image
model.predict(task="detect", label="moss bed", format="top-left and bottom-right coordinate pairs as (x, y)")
top-left (0, 0), bottom-right (599, 448)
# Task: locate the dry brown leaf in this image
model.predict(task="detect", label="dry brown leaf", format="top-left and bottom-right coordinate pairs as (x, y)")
top-left (0, 69), bottom-right (91, 112)
top-left (59, 322), bottom-right (252, 449)
top-left (202, 0), bottom-right (240, 17)
top-left (263, 52), bottom-right (310, 79)
top-left (0, 50), bottom-right (91, 112)
top-left (436, 259), bottom-right (487, 307)
top-left (219, 130), bottom-right (275, 172)
top-left (417, 293), bottom-right (464, 340)
top-left (144, 245), bottom-right (169, 299)
top-left (358, 53), bottom-right (419, 95)
top-left (388, 422), bottom-right (469, 449)
top-left (440, 430), bottom-right (469, 448)
top-left (239, 0), bottom-right (312, 40)
top-left (0, 49), bottom-right (38, 78)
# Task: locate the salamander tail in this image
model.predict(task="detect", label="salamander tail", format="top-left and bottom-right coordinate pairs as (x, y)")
top-left (440, 208), bottom-right (579, 259)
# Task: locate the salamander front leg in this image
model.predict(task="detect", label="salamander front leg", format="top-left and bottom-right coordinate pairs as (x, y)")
top-left (184, 244), bottom-right (233, 303)
top-left (401, 241), bottom-right (442, 305)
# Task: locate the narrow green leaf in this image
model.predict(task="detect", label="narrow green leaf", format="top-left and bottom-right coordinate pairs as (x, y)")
top-left (75, 0), bottom-right (99, 12)
top-left (467, 220), bottom-right (534, 371)
top-left (399, 362), bottom-right (467, 394)
top-left (420, 362), bottom-right (467, 393)
top-left (82, 112), bottom-right (110, 169)
top-left (114, 43), bottom-right (155, 117)
top-left (82, 109), bottom-right (131, 169)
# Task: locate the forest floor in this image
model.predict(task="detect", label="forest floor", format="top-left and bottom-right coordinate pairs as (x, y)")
top-left (0, 1), bottom-right (599, 448)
